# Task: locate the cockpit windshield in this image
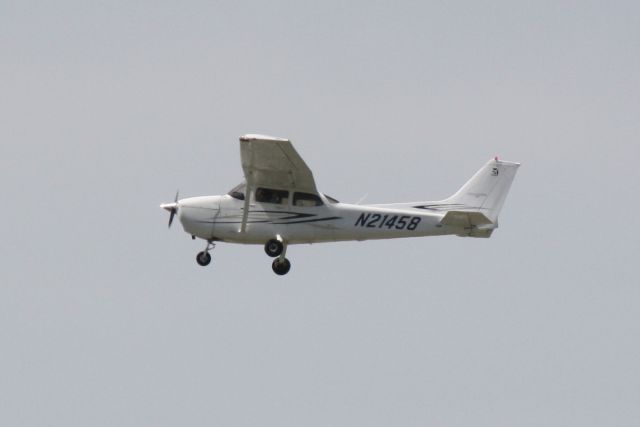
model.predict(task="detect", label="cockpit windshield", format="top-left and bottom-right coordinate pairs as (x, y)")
top-left (228, 182), bottom-right (246, 200)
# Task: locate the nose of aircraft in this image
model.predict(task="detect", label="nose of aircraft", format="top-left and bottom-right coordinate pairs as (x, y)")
top-left (160, 202), bottom-right (178, 212)
top-left (160, 190), bottom-right (180, 227)
top-left (160, 202), bottom-right (178, 213)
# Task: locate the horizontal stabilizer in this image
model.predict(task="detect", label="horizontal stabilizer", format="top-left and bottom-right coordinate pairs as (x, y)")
top-left (440, 211), bottom-right (493, 227)
top-left (440, 211), bottom-right (495, 238)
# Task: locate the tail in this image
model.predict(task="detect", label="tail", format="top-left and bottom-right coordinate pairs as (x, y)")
top-left (368, 157), bottom-right (520, 237)
top-left (438, 158), bottom-right (520, 237)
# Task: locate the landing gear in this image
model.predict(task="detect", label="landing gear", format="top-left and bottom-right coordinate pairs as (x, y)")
top-left (196, 240), bottom-right (215, 267)
top-left (264, 238), bottom-right (284, 257)
top-left (265, 236), bottom-right (290, 275)
top-left (196, 251), bottom-right (211, 266)
top-left (272, 258), bottom-right (291, 275)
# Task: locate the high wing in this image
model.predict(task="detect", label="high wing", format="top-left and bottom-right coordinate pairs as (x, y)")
top-left (237, 134), bottom-right (318, 232)
top-left (239, 134), bottom-right (318, 194)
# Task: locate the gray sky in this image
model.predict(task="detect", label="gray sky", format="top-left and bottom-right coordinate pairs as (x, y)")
top-left (2, 1), bottom-right (639, 426)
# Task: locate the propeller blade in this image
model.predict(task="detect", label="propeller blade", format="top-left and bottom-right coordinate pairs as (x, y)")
top-left (161, 190), bottom-right (180, 228)
top-left (169, 190), bottom-right (179, 228)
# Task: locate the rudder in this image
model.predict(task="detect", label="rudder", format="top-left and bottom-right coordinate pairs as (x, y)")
top-left (443, 158), bottom-right (520, 224)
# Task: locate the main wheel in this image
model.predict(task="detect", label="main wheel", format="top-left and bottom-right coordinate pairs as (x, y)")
top-left (196, 251), bottom-right (212, 266)
top-left (264, 239), bottom-right (284, 257)
top-left (272, 258), bottom-right (291, 275)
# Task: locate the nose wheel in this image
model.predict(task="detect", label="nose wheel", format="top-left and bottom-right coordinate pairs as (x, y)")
top-left (196, 251), bottom-right (211, 266)
top-left (196, 241), bottom-right (215, 267)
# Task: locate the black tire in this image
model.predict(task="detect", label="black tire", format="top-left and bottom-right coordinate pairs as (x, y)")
top-left (196, 251), bottom-right (212, 266)
top-left (272, 258), bottom-right (291, 275)
top-left (264, 239), bottom-right (284, 257)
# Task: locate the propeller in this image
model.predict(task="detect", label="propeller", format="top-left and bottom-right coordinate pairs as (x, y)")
top-left (160, 190), bottom-right (179, 228)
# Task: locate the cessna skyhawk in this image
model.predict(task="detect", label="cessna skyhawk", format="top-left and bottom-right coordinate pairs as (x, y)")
top-left (161, 134), bottom-right (520, 275)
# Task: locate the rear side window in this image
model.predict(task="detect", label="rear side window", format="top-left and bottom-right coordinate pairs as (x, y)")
top-left (323, 194), bottom-right (339, 204)
top-left (293, 192), bottom-right (323, 207)
top-left (255, 188), bottom-right (289, 205)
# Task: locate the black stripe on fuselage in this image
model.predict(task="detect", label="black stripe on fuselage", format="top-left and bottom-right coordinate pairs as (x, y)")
top-left (249, 210), bottom-right (316, 220)
top-left (195, 210), bottom-right (342, 225)
top-left (271, 216), bottom-right (342, 225)
top-left (413, 204), bottom-right (481, 211)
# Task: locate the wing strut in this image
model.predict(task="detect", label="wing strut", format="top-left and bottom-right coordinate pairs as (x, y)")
top-left (239, 141), bottom-right (254, 233)
top-left (239, 182), bottom-right (252, 233)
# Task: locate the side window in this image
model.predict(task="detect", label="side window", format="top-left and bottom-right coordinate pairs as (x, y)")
top-left (255, 188), bottom-right (289, 205)
top-left (293, 192), bottom-right (323, 207)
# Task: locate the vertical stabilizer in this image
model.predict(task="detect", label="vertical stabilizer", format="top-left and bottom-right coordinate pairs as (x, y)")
top-left (444, 158), bottom-right (520, 224)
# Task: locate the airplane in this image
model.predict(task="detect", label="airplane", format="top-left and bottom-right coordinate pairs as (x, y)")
top-left (161, 134), bottom-right (520, 275)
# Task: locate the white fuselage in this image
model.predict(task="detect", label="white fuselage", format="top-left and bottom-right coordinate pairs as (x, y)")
top-left (177, 194), bottom-right (459, 245)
